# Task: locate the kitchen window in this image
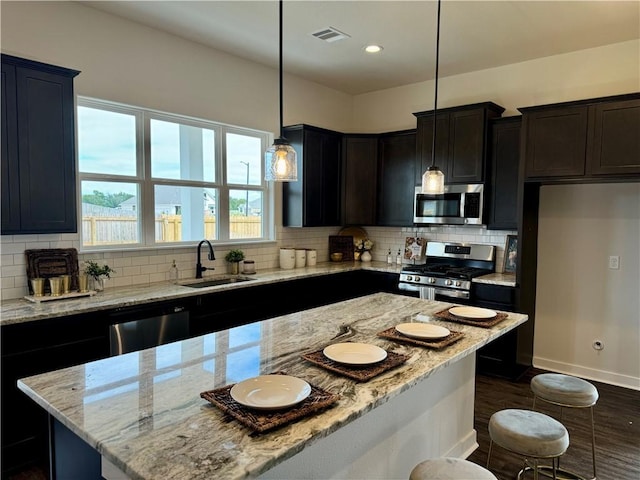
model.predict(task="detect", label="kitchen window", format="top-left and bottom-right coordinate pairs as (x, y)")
top-left (77, 97), bottom-right (271, 249)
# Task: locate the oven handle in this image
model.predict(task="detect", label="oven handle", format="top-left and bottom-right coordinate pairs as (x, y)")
top-left (398, 283), bottom-right (470, 300)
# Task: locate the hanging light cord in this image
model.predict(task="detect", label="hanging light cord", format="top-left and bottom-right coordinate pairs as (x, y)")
top-left (278, 0), bottom-right (284, 140)
top-left (430, 0), bottom-right (441, 168)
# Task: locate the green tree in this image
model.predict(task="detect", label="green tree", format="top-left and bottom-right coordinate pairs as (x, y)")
top-left (229, 197), bottom-right (246, 212)
top-left (83, 190), bottom-right (134, 208)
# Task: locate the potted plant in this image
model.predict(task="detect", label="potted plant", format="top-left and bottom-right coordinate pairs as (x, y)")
top-left (83, 260), bottom-right (115, 291)
top-left (224, 249), bottom-right (245, 274)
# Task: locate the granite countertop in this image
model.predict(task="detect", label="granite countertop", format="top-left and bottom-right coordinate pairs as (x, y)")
top-left (473, 272), bottom-right (517, 287)
top-left (0, 262), bottom-right (402, 326)
top-left (18, 292), bottom-right (528, 480)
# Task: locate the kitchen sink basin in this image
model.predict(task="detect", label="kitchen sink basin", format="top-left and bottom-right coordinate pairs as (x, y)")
top-left (180, 276), bottom-right (254, 288)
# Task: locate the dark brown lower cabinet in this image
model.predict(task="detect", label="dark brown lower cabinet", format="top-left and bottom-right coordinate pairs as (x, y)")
top-left (1, 313), bottom-right (110, 476)
top-left (473, 283), bottom-right (531, 380)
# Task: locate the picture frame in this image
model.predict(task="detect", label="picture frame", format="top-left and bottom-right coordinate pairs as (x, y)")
top-left (503, 235), bottom-right (518, 274)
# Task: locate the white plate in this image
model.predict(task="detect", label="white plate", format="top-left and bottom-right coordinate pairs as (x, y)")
top-left (230, 375), bottom-right (311, 410)
top-left (449, 306), bottom-right (497, 320)
top-left (395, 322), bottom-right (450, 339)
top-left (323, 342), bottom-right (387, 365)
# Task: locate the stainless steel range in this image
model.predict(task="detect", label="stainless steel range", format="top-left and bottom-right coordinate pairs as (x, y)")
top-left (398, 242), bottom-right (495, 300)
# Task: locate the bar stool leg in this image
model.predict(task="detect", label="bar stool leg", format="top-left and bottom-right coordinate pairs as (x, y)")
top-left (486, 439), bottom-right (493, 470)
top-left (590, 406), bottom-right (597, 480)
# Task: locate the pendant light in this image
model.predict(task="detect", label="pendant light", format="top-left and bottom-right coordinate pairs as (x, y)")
top-left (421, 0), bottom-right (445, 194)
top-left (265, 0), bottom-right (297, 182)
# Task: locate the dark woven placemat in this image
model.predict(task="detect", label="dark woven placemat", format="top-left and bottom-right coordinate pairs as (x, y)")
top-left (434, 308), bottom-right (508, 328)
top-left (377, 327), bottom-right (464, 349)
top-left (200, 380), bottom-right (339, 433)
top-left (302, 349), bottom-right (409, 382)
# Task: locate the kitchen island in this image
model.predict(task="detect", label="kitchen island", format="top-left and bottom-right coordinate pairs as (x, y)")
top-left (18, 292), bottom-right (527, 479)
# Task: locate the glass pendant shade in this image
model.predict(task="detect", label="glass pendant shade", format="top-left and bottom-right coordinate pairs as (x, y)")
top-left (265, 138), bottom-right (297, 181)
top-left (421, 165), bottom-right (445, 194)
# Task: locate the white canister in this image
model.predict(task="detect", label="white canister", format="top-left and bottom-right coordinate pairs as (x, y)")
top-left (295, 249), bottom-right (306, 268)
top-left (280, 248), bottom-right (296, 269)
top-left (306, 249), bottom-right (317, 266)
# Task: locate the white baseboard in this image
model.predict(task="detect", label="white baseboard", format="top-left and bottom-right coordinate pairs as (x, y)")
top-left (533, 356), bottom-right (640, 391)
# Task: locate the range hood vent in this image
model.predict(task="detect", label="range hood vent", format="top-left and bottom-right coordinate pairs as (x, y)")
top-left (311, 27), bottom-right (350, 43)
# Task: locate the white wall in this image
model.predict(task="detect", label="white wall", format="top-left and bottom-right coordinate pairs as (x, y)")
top-left (1, 2), bottom-right (639, 389)
top-left (352, 39), bottom-right (640, 132)
top-left (536, 184), bottom-right (640, 389)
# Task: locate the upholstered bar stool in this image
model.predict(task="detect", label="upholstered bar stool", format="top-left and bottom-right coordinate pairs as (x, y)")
top-left (410, 457), bottom-right (498, 480)
top-left (487, 409), bottom-right (569, 480)
top-left (531, 373), bottom-right (599, 480)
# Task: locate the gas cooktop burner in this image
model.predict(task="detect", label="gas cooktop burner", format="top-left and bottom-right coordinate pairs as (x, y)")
top-left (402, 264), bottom-right (492, 280)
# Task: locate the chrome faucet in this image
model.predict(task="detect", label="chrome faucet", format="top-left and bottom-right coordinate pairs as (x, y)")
top-left (195, 239), bottom-right (215, 278)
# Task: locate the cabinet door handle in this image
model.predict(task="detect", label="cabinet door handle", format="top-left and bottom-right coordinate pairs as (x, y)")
top-left (173, 306), bottom-right (185, 313)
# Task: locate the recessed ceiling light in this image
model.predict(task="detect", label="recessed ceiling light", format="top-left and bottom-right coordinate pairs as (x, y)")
top-left (364, 45), bottom-right (383, 54)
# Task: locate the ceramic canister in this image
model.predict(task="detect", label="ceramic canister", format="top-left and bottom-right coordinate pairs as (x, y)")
top-left (279, 248), bottom-right (296, 270)
top-left (295, 249), bottom-right (306, 268)
top-left (306, 249), bottom-right (317, 266)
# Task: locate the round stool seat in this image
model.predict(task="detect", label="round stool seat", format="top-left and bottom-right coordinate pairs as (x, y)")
top-left (489, 409), bottom-right (569, 458)
top-left (410, 457), bottom-right (498, 480)
top-left (531, 373), bottom-right (599, 407)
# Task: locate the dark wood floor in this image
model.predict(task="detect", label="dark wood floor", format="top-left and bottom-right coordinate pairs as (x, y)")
top-left (468, 368), bottom-right (640, 480)
top-left (7, 368), bottom-right (639, 480)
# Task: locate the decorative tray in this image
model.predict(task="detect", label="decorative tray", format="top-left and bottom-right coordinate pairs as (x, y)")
top-left (24, 291), bottom-right (97, 303)
top-left (377, 327), bottom-right (464, 349)
top-left (25, 248), bottom-right (80, 295)
top-left (433, 308), bottom-right (508, 328)
top-left (302, 349), bottom-right (409, 382)
top-left (200, 376), bottom-right (339, 434)
top-left (328, 235), bottom-right (354, 261)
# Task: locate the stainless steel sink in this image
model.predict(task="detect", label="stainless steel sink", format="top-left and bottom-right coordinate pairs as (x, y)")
top-left (179, 276), bottom-right (254, 288)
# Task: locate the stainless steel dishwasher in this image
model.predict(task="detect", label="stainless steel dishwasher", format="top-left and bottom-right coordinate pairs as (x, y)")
top-left (108, 302), bottom-right (190, 355)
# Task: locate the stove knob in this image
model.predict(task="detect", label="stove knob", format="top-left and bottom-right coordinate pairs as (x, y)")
top-left (455, 280), bottom-right (462, 287)
top-left (445, 279), bottom-right (453, 286)
top-left (428, 277), bottom-right (436, 284)
top-left (414, 276), bottom-right (421, 282)
top-left (406, 275), bottom-right (413, 281)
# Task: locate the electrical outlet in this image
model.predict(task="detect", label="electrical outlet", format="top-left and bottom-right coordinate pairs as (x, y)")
top-left (609, 256), bottom-right (620, 270)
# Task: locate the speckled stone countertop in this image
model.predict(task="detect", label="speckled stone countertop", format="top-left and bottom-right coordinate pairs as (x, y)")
top-left (0, 262), bottom-right (403, 326)
top-left (472, 272), bottom-right (517, 287)
top-left (18, 292), bottom-right (527, 480)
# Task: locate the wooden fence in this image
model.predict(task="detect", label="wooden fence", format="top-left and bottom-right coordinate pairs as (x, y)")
top-left (82, 215), bottom-right (261, 245)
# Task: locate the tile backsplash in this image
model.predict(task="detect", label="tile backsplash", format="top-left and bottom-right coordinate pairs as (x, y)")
top-left (0, 225), bottom-right (515, 301)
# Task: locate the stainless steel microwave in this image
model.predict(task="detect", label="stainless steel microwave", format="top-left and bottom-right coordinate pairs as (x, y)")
top-left (413, 184), bottom-right (484, 225)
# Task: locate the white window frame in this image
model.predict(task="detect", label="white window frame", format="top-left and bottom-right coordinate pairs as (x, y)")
top-left (77, 97), bottom-right (274, 251)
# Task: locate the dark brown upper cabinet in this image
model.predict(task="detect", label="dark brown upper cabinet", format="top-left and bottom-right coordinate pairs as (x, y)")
top-left (587, 97), bottom-right (640, 176)
top-left (414, 102), bottom-right (505, 185)
top-left (486, 116), bottom-right (521, 230)
top-left (341, 135), bottom-right (378, 226)
top-left (1, 54), bottom-right (80, 235)
top-left (282, 124), bottom-right (342, 227)
top-left (376, 130), bottom-right (416, 226)
top-left (519, 93), bottom-right (640, 182)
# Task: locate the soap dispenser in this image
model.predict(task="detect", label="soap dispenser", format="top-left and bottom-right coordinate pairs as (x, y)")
top-left (169, 260), bottom-right (179, 284)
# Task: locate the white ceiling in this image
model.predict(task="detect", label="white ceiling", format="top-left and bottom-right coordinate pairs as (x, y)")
top-left (81, 1), bottom-right (640, 95)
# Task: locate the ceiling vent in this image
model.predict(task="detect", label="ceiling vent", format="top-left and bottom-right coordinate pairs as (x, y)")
top-left (311, 27), bottom-right (350, 43)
